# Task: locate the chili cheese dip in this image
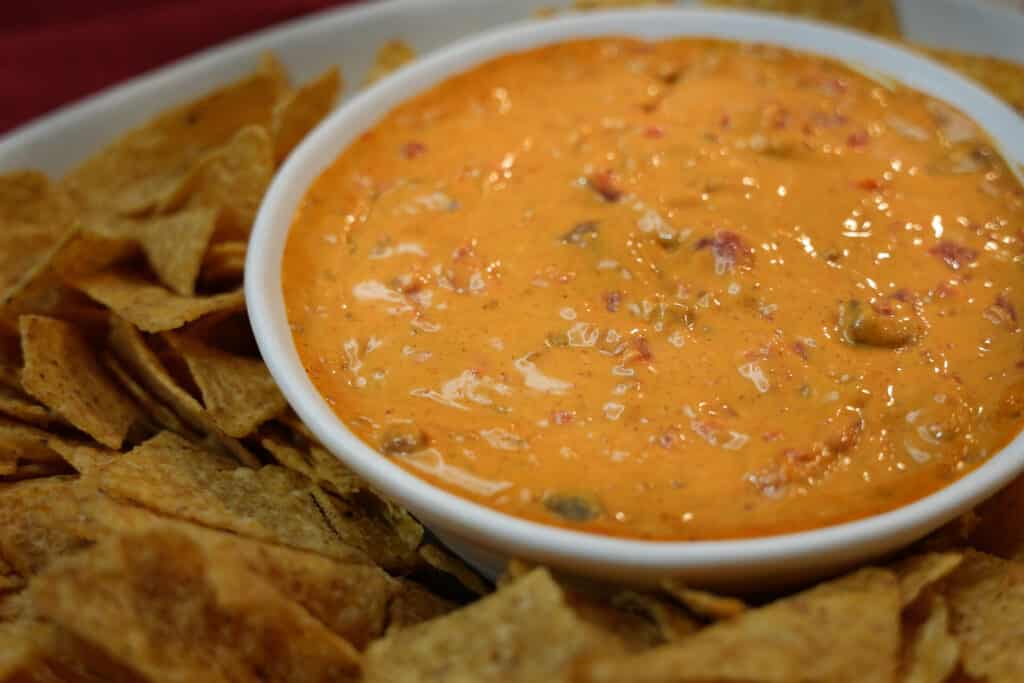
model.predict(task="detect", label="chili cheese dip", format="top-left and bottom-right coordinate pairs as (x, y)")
top-left (283, 38), bottom-right (1024, 540)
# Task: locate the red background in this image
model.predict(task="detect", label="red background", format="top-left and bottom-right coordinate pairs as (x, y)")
top-left (0, 0), bottom-right (360, 135)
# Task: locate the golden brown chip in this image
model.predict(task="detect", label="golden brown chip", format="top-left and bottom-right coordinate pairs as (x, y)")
top-left (107, 315), bottom-right (257, 465)
top-left (387, 579), bottom-right (459, 632)
top-left (62, 59), bottom-right (286, 216)
top-left (313, 487), bottom-right (424, 573)
top-left (659, 578), bottom-right (748, 620)
top-left (942, 550), bottom-right (1024, 683)
top-left (19, 315), bottom-right (144, 449)
top-left (198, 240), bottom-right (247, 290)
top-left (0, 384), bottom-right (61, 429)
top-left (919, 46), bottom-right (1024, 114)
top-left (587, 567), bottom-right (901, 683)
top-left (0, 418), bottom-right (68, 469)
top-left (365, 40), bottom-right (416, 85)
top-left (703, 0), bottom-right (903, 38)
top-left (565, 591), bottom-right (665, 653)
top-left (74, 269), bottom-right (243, 333)
top-left (45, 441), bottom-right (117, 477)
top-left (365, 568), bottom-right (614, 683)
top-left (163, 332), bottom-right (286, 437)
top-left (0, 172), bottom-right (76, 308)
top-left (165, 125), bottom-right (274, 239)
top-left (93, 501), bottom-right (397, 649)
top-left (272, 67), bottom-right (343, 162)
top-left (418, 543), bottom-right (491, 597)
top-left (891, 552), bottom-right (963, 607)
top-left (0, 476), bottom-right (99, 578)
top-left (902, 594), bottom-right (960, 683)
top-left (259, 423), bottom-right (362, 494)
top-left (100, 351), bottom-right (194, 439)
top-left (32, 530), bottom-right (363, 683)
top-left (98, 431), bottom-right (366, 563)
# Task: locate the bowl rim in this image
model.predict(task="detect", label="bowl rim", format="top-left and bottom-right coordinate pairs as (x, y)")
top-left (247, 7), bottom-right (1024, 574)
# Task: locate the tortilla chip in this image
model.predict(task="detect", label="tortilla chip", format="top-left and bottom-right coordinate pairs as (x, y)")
top-left (100, 351), bottom-right (194, 438)
top-left (163, 332), bottom-right (286, 437)
top-left (610, 591), bottom-right (700, 642)
top-left (272, 68), bottom-right (342, 162)
top-left (0, 384), bottom-right (62, 429)
top-left (659, 578), bottom-right (748, 620)
top-left (93, 501), bottom-right (397, 649)
top-left (98, 431), bottom-right (365, 563)
top-left (418, 544), bottom-right (491, 597)
top-left (260, 52), bottom-right (293, 96)
top-left (74, 269), bottom-right (243, 333)
top-left (165, 125), bottom-right (274, 239)
top-left (106, 315), bottom-right (257, 465)
top-left (919, 46), bottom-right (1024, 114)
top-left (587, 567), bottom-right (901, 683)
top-left (313, 488), bottom-right (424, 573)
top-left (891, 552), bottom-right (963, 607)
top-left (0, 172), bottom-right (76, 307)
top-left (902, 594), bottom-right (960, 683)
top-left (365, 568), bottom-right (614, 683)
top-left (565, 591), bottom-right (665, 653)
top-left (0, 476), bottom-right (99, 578)
top-left (942, 550), bottom-right (1024, 683)
top-left (0, 419), bottom-right (86, 476)
top-left (19, 315), bottom-right (143, 449)
top-left (62, 59), bottom-right (285, 216)
top-left (46, 441), bottom-right (117, 477)
top-left (365, 40), bottom-right (416, 85)
top-left (198, 241), bottom-right (247, 290)
top-left (259, 422), bottom-right (363, 495)
top-left (32, 530), bottom-right (363, 683)
top-left (703, 0), bottom-right (903, 38)
top-left (387, 579), bottom-right (459, 632)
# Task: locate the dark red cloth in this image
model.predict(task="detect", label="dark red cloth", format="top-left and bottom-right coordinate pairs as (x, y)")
top-left (0, 0), bottom-right (360, 135)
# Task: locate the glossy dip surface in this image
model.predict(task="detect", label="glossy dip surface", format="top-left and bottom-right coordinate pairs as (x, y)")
top-left (283, 38), bottom-right (1024, 541)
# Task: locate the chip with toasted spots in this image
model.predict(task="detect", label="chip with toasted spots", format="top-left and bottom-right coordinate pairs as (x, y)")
top-left (418, 543), bottom-right (491, 597)
top-left (919, 46), bottom-right (1024, 114)
top-left (365, 40), bottom-right (416, 85)
top-left (19, 315), bottom-right (144, 449)
top-left (313, 487), bottom-right (424, 573)
top-left (0, 477), bottom-right (99, 578)
top-left (107, 315), bottom-right (257, 466)
top-left (98, 431), bottom-right (364, 563)
top-left (100, 350), bottom-right (194, 439)
top-left (163, 332), bottom-right (287, 437)
top-left (199, 240), bottom-right (247, 290)
top-left (62, 60), bottom-right (286, 216)
top-left (272, 67), bottom-right (342, 162)
top-left (92, 501), bottom-right (397, 649)
top-left (942, 550), bottom-right (1024, 683)
top-left (365, 568), bottom-right (615, 683)
top-left (586, 567), bottom-right (900, 683)
top-left (32, 530), bottom-right (363, 683)
top-left (165, 125), bottom-right (274, 239)
top-left (74, 269), bottom-right (243, 333)
top-left (659, 578), bottom-right (748, 620)
top-left (703, 0), bottom-right (903, 37)
top-left (901, 594), bottom-right (960, 683)
top-left (259, 420), bottom-right (362, 494)
top-left (891, 552), bottom-right (963, 607)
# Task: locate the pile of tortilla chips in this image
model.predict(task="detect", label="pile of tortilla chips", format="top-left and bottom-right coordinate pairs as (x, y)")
top-left (1, 1), bottom-right (1023, 681)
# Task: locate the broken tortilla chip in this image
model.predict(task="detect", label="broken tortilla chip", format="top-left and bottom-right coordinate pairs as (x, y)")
top-left (272, 67), bottom-right (342, 162)
top-left (61, 59), bottom-right (286, 216)
top-left (365, 40), bottom-right (416, 85)
top-left (259, 420), bottom-right (362, 494)
top-left (703, 0), bottom-right (903, 37)
top-left (74, 269), bottom-right (243, 333)
top-left (19, 315), bottom-right (143, 449)
top-left (365, 568), bottom-right (614, 683)
top-left (942, 550), bottom-right (1024, 683)
top-left (32, 530), bottom-right (363, 683)
top-left (891, 552), bottom-right (964, 607)
top-left (659, 578), bottom-right (748, 620)
top-left (0, 384), bottom-right (62, 429)
top-left (98, 431), bottom-right (366, 563)
top-left (163, 332), bottom-right (287, 437)
top-left (587, 567), bottom-right (901, 683)
top-left (902, 594), bottom-right (960, 683)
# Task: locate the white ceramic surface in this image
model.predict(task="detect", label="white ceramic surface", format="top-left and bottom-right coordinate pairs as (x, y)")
top-left (246, 8), bottom-right (1024, 588)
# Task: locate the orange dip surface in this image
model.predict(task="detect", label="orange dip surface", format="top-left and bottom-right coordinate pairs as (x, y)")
top-left (282, 38), bottom-right (1024, 540)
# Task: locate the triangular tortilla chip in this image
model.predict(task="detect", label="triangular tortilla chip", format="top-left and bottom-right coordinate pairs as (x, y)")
top-left (62, 59), bottom-right (286, 216)
top-left (942, 550), bottom-right (1024, 683)
top-left (365, 568), bottom-right (616, 683)
top-left (19, 315), bottom-right (143, 449)
top-left (587, 567), bottom-right (901, 683)
top-left (73, 270), bottom-right (243, 333)
top-left (32, 530), bottom-right (363, 683)
top-left (163, 332), bottom-right (287, 437)
top-left (702, 0), bottom-right (902, 37)
top-left (272, 68), bottom-right (342, 162)
top-left (97, 431), bottom-right (366, 564)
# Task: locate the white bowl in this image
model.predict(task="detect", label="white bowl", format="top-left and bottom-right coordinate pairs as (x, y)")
top-left (247, 8), bottom-right (1024, 589)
